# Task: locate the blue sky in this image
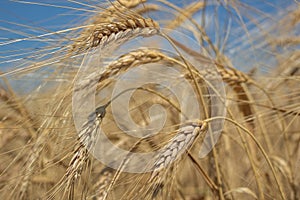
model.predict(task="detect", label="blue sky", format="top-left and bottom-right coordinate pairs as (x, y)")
top-left (0, 1), bottom-right (82, 27)
top-left (0, 0), bottom-right (295, 72)
top-left (0, 1), bottom-right (86, 45)
top-left (0, 0), bottom-right (293, 44)
top-left (0, 1), bottom-right (88, 71)
top-left (0, 0), bottom-right (85, 92)
top-left (0, 0), bottom-right (295, 71)
top-left (0, 0), bottom-right (296, 93)
top-left (0, 0), bottom-right (291, 30)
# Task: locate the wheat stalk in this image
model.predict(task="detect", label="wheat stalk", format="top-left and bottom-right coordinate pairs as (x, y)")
top-left (71, 17), bottom-right (159, 52)
top-left (150, 120), bottom-right (207, 180)
top-left (121, 120), bottom-right (207, 199)
top-left (47, 105), bottom-right (106, 199)
top-left (91, 48), bottom-right (250, 93)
